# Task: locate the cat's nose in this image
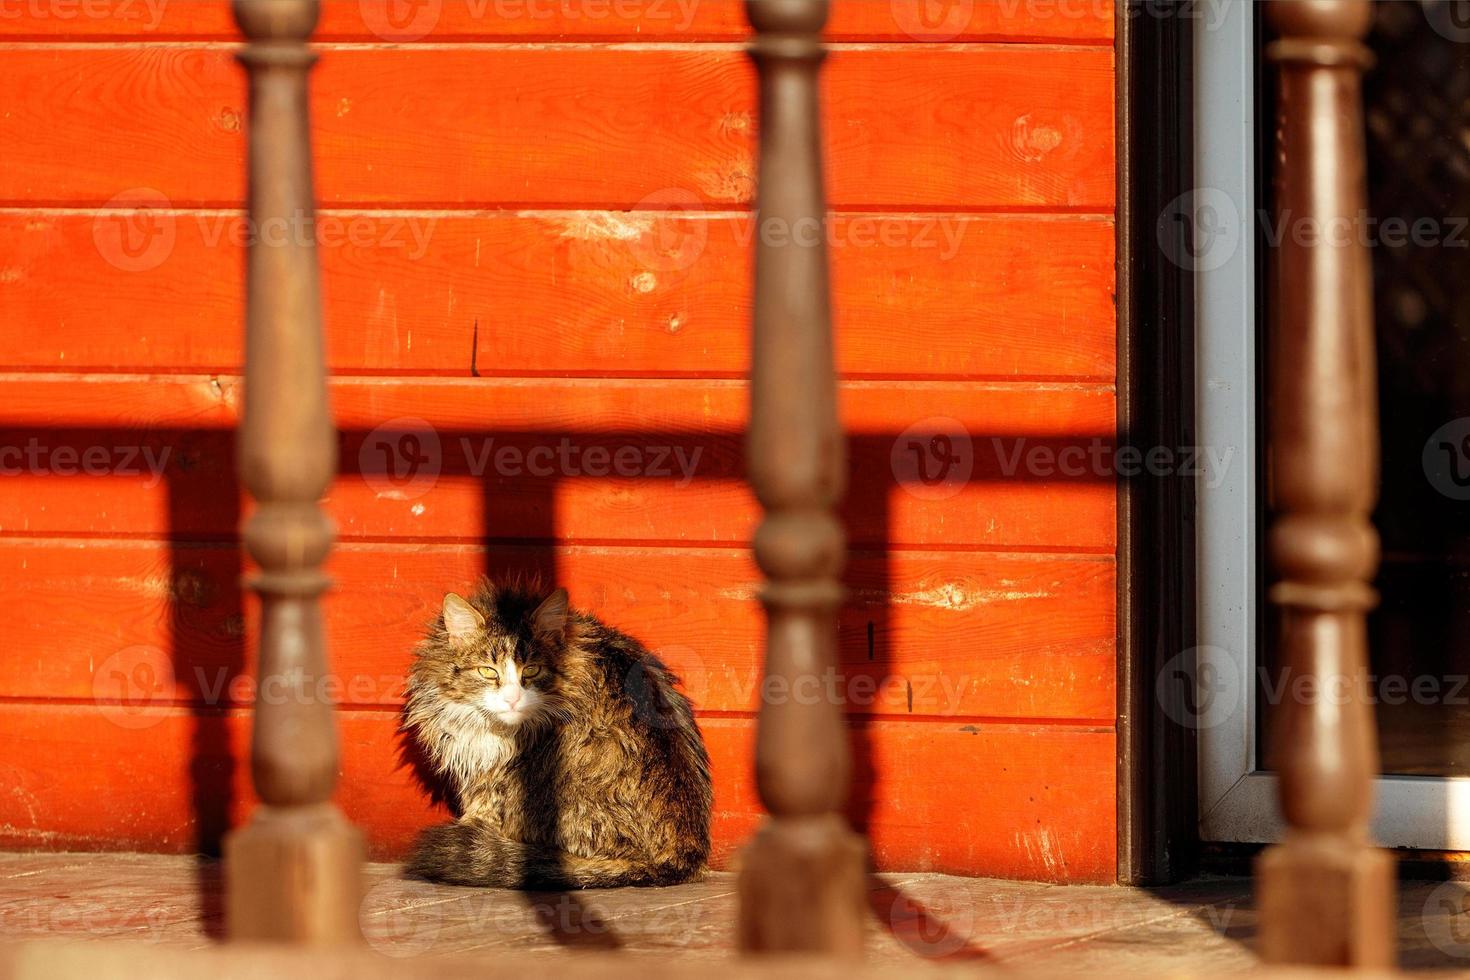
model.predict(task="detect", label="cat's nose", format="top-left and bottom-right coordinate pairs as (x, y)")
top-left (503, 688), bottom-right (522, 708)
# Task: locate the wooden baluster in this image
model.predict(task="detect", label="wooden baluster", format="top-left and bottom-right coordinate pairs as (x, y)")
top-left (1257, 0), bottom-right (1394, 967)
top-left (737, 0), bottom-right (866, 957)
top-left (225, 0), bottom-right (364, 943)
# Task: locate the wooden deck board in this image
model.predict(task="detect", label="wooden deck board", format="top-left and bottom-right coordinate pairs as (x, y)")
top-left (0, 851), bottom-right (1256, 966)
top-left (3, 852), bottom-right (1469, 973)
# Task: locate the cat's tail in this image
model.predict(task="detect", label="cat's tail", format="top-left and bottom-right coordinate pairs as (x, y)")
top-left (406, 821), bottom-right (701, 889)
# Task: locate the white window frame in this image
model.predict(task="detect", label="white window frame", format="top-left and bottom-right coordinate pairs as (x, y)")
top-left (1193, 0), bottom-right (1470, 849)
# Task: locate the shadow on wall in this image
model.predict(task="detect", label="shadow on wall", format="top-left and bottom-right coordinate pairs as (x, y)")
top-left (2, 417), bottom-right (1115, 897)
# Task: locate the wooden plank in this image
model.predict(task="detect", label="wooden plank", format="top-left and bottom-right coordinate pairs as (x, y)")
top-left (0, 854), bottom-right (1260, 963)
top-left (0, 941), bottom-right (1403, 980)
top-left (1, 937), bottom-right (1314, 980)
top-left (0, 47), bottom-right (1116, 209)
top-left (0, 212), bottom-right (1116, 379)
top-left (0, 539), bottom-right (1115, 720)
top-left (0, 0), bottom-right (1115, 42)
top-left (0, 377), bottom-right (1118, 550)
top-left (0, 704), bottom-right (1116, 881)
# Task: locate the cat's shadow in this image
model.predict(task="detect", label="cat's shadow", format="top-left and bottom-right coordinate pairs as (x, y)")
top-left (521, 889), bottom-right (624, 950)
top-left (395, 723), bottom-right (458, 815)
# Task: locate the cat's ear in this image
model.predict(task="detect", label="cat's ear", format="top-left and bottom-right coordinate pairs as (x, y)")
top-left (441, 593), bottom-right (485, 640)
top-left (532, 588), bottom-right (570, 638)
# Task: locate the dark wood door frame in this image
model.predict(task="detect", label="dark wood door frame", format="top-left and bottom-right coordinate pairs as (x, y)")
top-left (1116, 0), bottom-right (1199, 886)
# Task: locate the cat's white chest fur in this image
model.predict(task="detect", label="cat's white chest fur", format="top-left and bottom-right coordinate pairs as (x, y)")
top-left (429, 699), bottom-right (515, 788)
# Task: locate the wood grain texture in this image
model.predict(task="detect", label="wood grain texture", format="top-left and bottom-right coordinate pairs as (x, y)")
top-left (0, 0), bottom-right (1115, 42)
top-left (0, 376), bottom-right (1117, 550)
top-left (0, 539), bottom-right (1116, 719)
top-left (0, 857), bottom-right (1269, 968)
top-left (0, 704), bottom-right (1116, 882)
top-left (1256, 1), bottom-right (1394, 965)
top-left (0, 47), bottom-right (1116, 209)
top-left (0, 212), bottom-right (1116, 379)
top-left (222, 1), bottom-right (366, 942)
top-left (0, 1), bottom-right (1121, 883)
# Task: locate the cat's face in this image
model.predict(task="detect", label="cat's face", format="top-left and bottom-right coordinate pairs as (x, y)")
top-left (413, 588), bottom-right (569, 729)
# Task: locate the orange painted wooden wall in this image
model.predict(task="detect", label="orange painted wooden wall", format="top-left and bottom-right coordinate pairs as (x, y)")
top-left (0, 1), bottom-right (1117, 882)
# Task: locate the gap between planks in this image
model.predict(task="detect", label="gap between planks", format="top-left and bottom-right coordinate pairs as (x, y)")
top-left (0, 41), bottom-right (1116, 53)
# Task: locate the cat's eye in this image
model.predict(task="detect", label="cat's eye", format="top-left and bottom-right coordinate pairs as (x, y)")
top-left (521, 664), bottom-right (541, 680)
top-left (476, 666), bottom-right (498, 681)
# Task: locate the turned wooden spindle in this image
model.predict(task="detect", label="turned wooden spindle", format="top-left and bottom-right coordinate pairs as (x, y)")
top-left (224, 0), bottom-right (364, 943)
top-left (1256, 0), bottom-right (1394, 967)
top-left (737, 0), bottom-right (866, 956)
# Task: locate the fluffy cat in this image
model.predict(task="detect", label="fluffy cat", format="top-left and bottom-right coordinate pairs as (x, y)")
top-left (403, 578), bottom-right (712, 889)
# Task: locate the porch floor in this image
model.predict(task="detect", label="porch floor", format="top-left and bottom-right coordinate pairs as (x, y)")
top-left (0, 853), bottom-right (1466, 971)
